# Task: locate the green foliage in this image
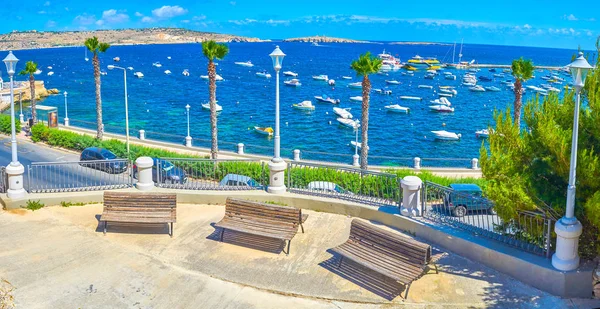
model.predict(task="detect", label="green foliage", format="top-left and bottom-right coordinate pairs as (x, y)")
top-left (60, 201), bottom-right (97, 207)
top-left (350, 52), bottom-right (382, 77)
top-left (261, 201), bottom-right (289, 207)
top-left (0, 115), bottom-right (21, 135)
top-left (511, 57), bottom-right (535, 82)
top-left (24, 200), bottom-right (44, 211)
top-left (201, 40), bottom-right (229, 61)
top-left (18, 61), bottom-right (38, 77)
top-left (84, 36), bottom-right (110, 54)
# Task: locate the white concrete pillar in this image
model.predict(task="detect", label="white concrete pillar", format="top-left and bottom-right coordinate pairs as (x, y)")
top-left (293, 149), bottom-right (301, 161)
top-left (471, 158), bottom-right (479, 169)
top-left (413, 157), bottom-right (421, 169)
top-left (552, 219), bottom-right (583, 271)
top-left (400, 176), bottom-right (422, 217)
top-left (352, 154), bottom-right (360, 167)
top-left (64, 118), bottom-right (70, 127)
top-left (139, 129), bottom-right (145, 140)
top-left (185, 136), bottom-right (192, 148)
top-left (5, 163), bottom-right (26, 199)
top-left (267, 160), bottom-right (287, 194)
top-left (19, 114), bottom-right (24, 124)
top-left (135, 156), bottom-right (154, 191)
top-left (237, 143), bottom-right (244, 155)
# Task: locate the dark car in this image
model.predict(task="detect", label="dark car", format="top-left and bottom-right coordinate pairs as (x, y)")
top-left (80, 147), bottom-right (128, 174)
top-left (443, 184), bottom-right (495, 217)
top-left (133, 158), bottom-right (187, 184)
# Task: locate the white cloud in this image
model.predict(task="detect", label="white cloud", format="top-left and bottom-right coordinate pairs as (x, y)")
top-left (192, 15), bottom-right (206, 21)
top-left (100, 9), bottom-right (129, 24)
top-left (46, 20), bottom-right (56, 27)
top-left (230, 1), bottom-right (236, 5)
top-left (229, 18), bottom-right (257, 25)
top-left (565, 14), bottom-right (578, 21)
top-left (587, 30), bottom-right (594, 36)
top-left (44, 1), bottom-right (50, 6)
top-left (523, 24), bottom-right (531, 29)
top-left (151, 5), bottom-right (188, 19)
top-left (38, 10), bottom-right (47, 14)
top-left (74, 14), bottom-right (97, 26)
top-left (141, 16), bottom-right (154, 23)
top-left (135, 12), bottom-right (143, 17)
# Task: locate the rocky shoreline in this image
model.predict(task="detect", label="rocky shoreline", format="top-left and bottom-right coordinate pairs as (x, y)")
top-left (283, 36), bottom-right (370, 43)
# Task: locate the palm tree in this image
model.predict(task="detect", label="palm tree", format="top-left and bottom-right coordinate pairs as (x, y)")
top-left (202, 40), bottom-right (229, 159)
top-left (84, 36), bottom-right (110, 139)
top-left (511, 57), bottom-right (534, 128)
top-left (19, 61), bottom-right (38, 123)
top-left (351, 52), bottom-right (382, 170)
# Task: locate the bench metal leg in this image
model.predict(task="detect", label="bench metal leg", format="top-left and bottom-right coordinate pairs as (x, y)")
top-left (170, 222), bottom-right (174, 238)
top-left (300, 223), bottom-right (305, 234)
top-left (433, 262), bottom-right (439, 274)
top-left (103, 221), bottom-right (107, 235)
top-left (220, 228), bottom-right (225, 242)
top-left (286, 240), bottom-right (291, 255)
top-left (404, 282), bottom-right (412, 299)
top-left (338, 256), bottom-right (344, 268)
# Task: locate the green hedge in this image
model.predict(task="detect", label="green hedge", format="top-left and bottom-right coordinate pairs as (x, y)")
top-left (0, 114), bottom-right (21, 134)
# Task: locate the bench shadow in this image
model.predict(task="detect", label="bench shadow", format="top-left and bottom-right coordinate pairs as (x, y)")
top-left (207, 223), bottom-right (285, 254)
top-left (319, 250), bottom-right (404, 301)
top-left (93, 214), bottom-right (170, 236)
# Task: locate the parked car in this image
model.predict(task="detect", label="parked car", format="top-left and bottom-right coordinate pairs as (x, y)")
top-left (219, 174), bottom-right (262, 189)
top-left (79, 147), bottom-right (128, 174)
top-left (443, 184), bottom-right (494, 217)
top-left (307, 181), bottom-right (353, 195)
top-left (133, 158), bottom-right (187, 184)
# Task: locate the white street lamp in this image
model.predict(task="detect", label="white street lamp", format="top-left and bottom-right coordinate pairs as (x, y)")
top-left (267, 46), bottom-right (287, 194)
top-left (552, 52), bottom-right (593, 271)
top-left (107, 65), bottom-right (130, 156)
top-left (63, 91), bottom-right (69, 126)
top-left (18, 91), bottom-right (23, 124)
top-left (3, 51), bottom-right (26, 199)
top-left (185, 104), bottom-right (192, 147)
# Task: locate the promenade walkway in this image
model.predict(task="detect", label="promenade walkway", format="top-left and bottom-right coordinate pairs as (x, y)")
top-left (0, 203), bottom-right (586, 308)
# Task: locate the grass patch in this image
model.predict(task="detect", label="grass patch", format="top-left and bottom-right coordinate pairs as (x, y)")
top-left (24, 200), bottom-right (44, 211)
top-left (60, 201), bottom-right (99, 207)
top-left (262, 200), bottom-right (289, 207)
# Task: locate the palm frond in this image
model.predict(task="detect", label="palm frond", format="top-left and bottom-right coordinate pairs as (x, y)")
top-left (351, 51), bottom-right (382, 77)
top-left (18, 61), bottom-right (38, 76)
top-left (512, 57), bottom-right (535, 81)
top-left (98, 42), bottom-right (111, 53)
top-left (84, 36), bottom-right (99, 53)
top-left (202, 40), bottom-right (229, 61)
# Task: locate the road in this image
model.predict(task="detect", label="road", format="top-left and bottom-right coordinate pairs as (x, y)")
top-left (0, 137), bottom-right (132, 192)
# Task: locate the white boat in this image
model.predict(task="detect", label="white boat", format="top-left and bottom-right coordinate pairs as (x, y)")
top-left (152, 62), bottom-right (162, 68)
top-left (444, 74), bottom-right (457, 80)
top-left (462, 82), bottom-right (476, 87)
top-left (469, 85), bottom-right (486, 92)
top-left (134, 72), bottom-right (144, 78)
top-left (292, 100), bottom-right (315, 111)
top-left (235, 61), bottom-right (254, 67)
top-left (84, 48), bottom-right (89, 62)
top-left (548, 87), bottom-right (561, 93)
top-left (349, 96), bottom-right (363, 102)
top-left (475, 129), bottom-right (490, 138)
top-left (439, 93), bottom-right (454, 98)
top-left (284, 79), bottom-right (302, 87)
top-left (348, 82), bottom-right (362, 89)
top-left (333, 107), bottom-right (353, 119)
top-left (256, 72), bottom-right (271, 78)
top-left (182, 69), bottom-right (190, 76)
top-left (34, 69), bottom-right (42, 75)
top-left (100, 71), bottom-right (107, 76)
top-left (315, 95), bottom-right (340, 104)
top-left (312, 75), bottom-right (328, 81)
top-left (202, 102), bottom-right (223, 112)
top-left (167, 56), bottom-right (172, 60)
top-left (201, 74), bottom-right (224, 81)
top-left (374, 88), bottom-right (392, 95)
top-left (484, 86), bottom-right (501, 92)
top-left (113, 57), bottom-right (120, 62)
top-left (350, 141), bottom-right (362, 149)
top-left (431, 130), bottom-right (461, 141)
top-left (439, 88), bottom-right (458, 95)
top-left (429, 105), bottom-right (455, 112)
top-left (47, 71), bottom-right (54, 76)
top-left (378, 49), bottom-right (403, 70)
top-left (342, 76), bottom-right (352, 80)
top-left (384, 104), bottom-right (410, 113)
top-left (47, 66), bottom-right (53, 69)
top-left (386, 80), bottom-right (401, 85)
top-left (430, 97), bottom-right (452, 106)
top-left (254, 126), bottom-right (273, 136)
top-left (283, 71), bottom-right (298, 77)
top-left (400, 96), bottom-right (422, 101)
top-left (164, 70), bottom-right (172, 75)
top-left (337, 118), bottom-right (360, 129)
top-left (418, 85), bottom-right (433, 89)
top-left (127, 67), bottom-right (134, 71)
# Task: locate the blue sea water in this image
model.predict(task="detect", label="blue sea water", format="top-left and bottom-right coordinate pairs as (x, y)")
top-left (5, 42), bottom-right (578, 167)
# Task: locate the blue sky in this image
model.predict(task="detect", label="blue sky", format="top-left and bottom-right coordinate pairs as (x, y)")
top-left (2, 0), bottom-right (599, 49)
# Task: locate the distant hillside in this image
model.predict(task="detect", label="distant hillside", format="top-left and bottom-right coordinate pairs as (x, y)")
top-left (0, 28), bottom-right (264, 50)
top-left (283, 36), bottom-right (370, 43)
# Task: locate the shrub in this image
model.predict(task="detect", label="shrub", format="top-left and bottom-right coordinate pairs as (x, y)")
top-left (24, 200), bottom-right (44, 211)
top-left (0, 114), bottom-right (21, 135)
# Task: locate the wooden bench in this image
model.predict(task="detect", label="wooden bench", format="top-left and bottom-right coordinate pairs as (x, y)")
top-left (331, 219), bottom-right (436, 298)
top-left (100, 192), bottom-right (177, 237)
top-left (214, 198), bottom-right (307, 254)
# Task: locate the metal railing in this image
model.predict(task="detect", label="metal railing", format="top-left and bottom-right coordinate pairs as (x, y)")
top-left (154, 158), bottom-right (267, 190)
top-left (287, 162), bottom-right (402, 207)
top-left (421, 181), bottom-right (556, 257)
top-left (27, 160), bottom-right (134, 193)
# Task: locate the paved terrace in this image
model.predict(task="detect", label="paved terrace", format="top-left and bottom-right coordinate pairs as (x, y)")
top-left (0, 203), bottom-right (591, 309)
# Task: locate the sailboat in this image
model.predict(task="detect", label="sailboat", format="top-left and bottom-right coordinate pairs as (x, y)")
top-left (84, 48), bottom-right (89, 62)
top-left (446, 39), bottom-right (467, 69)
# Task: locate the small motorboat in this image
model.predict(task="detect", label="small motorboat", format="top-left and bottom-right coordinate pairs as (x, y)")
top-left (201, 74), bottom-right (224, 81)
top-left (424, 73), bottom-right (435, 80)
top-left (312, 74), bottom-right (329, 81)
top-left (337, 118), bottom-right (360, 129)
top-left (475, 129), bottom-right (490, 138)
top-left (283, 71), bottom-right (298, 77)
top-left (386, 80), bottom-right (401, 85)
top-left (254, 126), bottom-right (274, 136)
top-left (100, 71), bottom-right (107, 76)
top-left (469, 85), bottom-right (486, 92)
top-left (34, 69), bottom-right (42, 75)
top-left (152, 62), bottom-right (162, 68)
top-left (478, 76), bottom-right (493, 82)
top-left (493, 73), bottom-right (505, 78)
top-left (349, 96), bottom-right (363, 102)
top-left (182, 69), bottom-right (190, 76)
top-left (164, 70), bottom-right (172, 75)
top-left (328, 79), bottom-right (336, 86)
top-left (444, 74), bottom-right (457, 80)
top-left (431, 130), bottom-right (461, 141)
top-left (256, 72), bottom-right (272, 78)
top-left (400, 96), bottom-right (422, 101)
top-left (374, 88), bottom-right (392, 95)
top-left (134, 72), bottom-right (144, 78)
top-left (292, 100), bottom-right (315, 111)
top-left (235, 61), bottom-right (254, 67)
top-left (342, 76), bottom-right (352, 80)
top-left (484, 86), bottom-right (501, 92)
top-left (333, 107), bottom-right (353, 119)
top-left (429, 105), bottom-right (455, 112)
top-left (315, 95), bottom-right (340, 104)
top-left (439, 88), bottom-right (458, 95)
top-left (348, 82), bottom-right (362, 89)
top-left (462, 82), bottom-right (476, 87)
top-left (284, 79), bottom-right (302, 87)
top-left (47, 71), bottom-right (54, 76)
top-left (127, 67), bottom-right (134, 71)
top-left (418, 85), bottom-right (433, 89)
top-left (113, 57), bottom-right (120, 62)
top-left (430, 97), bottom-right (452, 106)
top-left (201, 102), bottom-right (223, 112)
top-left (384, 104), bottom-right (410, 113)
top-left (350, 141), bottom-right (362, 149)
top-left (167, 56), bottom-right (172, 60)
top-left (47, 66), bottom-right (53, 69)
top-left (548, 87), bottom-right (561, 93)
top-left (438, 93), bottom-right (453, 98)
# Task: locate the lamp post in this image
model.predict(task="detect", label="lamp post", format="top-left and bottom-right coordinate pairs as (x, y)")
top-left (107, 65), bottom-right (130, 156)
top-left (185, 104), bottom-right (192, 147)
top-left (18, 91), bottom-right (23, 123)
top-left (3, 51), bottom-right (26, 199)
top-left (63, 91), bottom-right (69, 126)
top-left (353, 121), bottom-right (360, 167)
top-left (267, 46), bottom-right (287, 194)
top-left (552, 52), bottom-right (593, 271)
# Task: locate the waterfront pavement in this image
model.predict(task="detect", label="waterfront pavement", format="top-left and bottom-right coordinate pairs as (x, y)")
top-left (1, 203), bottom-right (596, 308)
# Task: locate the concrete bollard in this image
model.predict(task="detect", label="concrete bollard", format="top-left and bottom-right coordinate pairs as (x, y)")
top-left (237, 143), bottom-right (244, 155)
top-left (471, 158), bottom-right (479, 169)
top-left (352, 154), bottom-right (360, 167)
top-left (400, 176), bottom-right (423, 217)
top-left (293, 149), bottom-right (301, 161)
top-left (139, 129), bottom-right (146, 140)
top-left (135, 156), bottom-right (154, 191)
top-left (5, 163), bottom-right (26, 199)
top-left (185, 136), bottom-right (192, 148)
top-left (413, 157), bottom-right (421, 170)
top-left (267, 160), bottom-right (287, 194)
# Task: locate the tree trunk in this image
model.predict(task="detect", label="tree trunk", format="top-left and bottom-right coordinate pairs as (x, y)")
top-left (360, 75), bottom-right (370, 170)
top-left (29, 74), bottom-right (36, 123)
top-left (93, 53), bottom-right (103, 140)
top-left (513, 79), bottom-right (523, 128)
top-left (208, 60), bottom-right (218, 159)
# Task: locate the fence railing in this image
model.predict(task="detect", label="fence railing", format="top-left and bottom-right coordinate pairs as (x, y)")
top-left (287, 162), bottom-right (402, 207)
top-left (421, 181), bottom-right (556, 257)
top-left (154, 158), bottom-right (267, 191)
top-left (27, 160), bottom-right (134, 193)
